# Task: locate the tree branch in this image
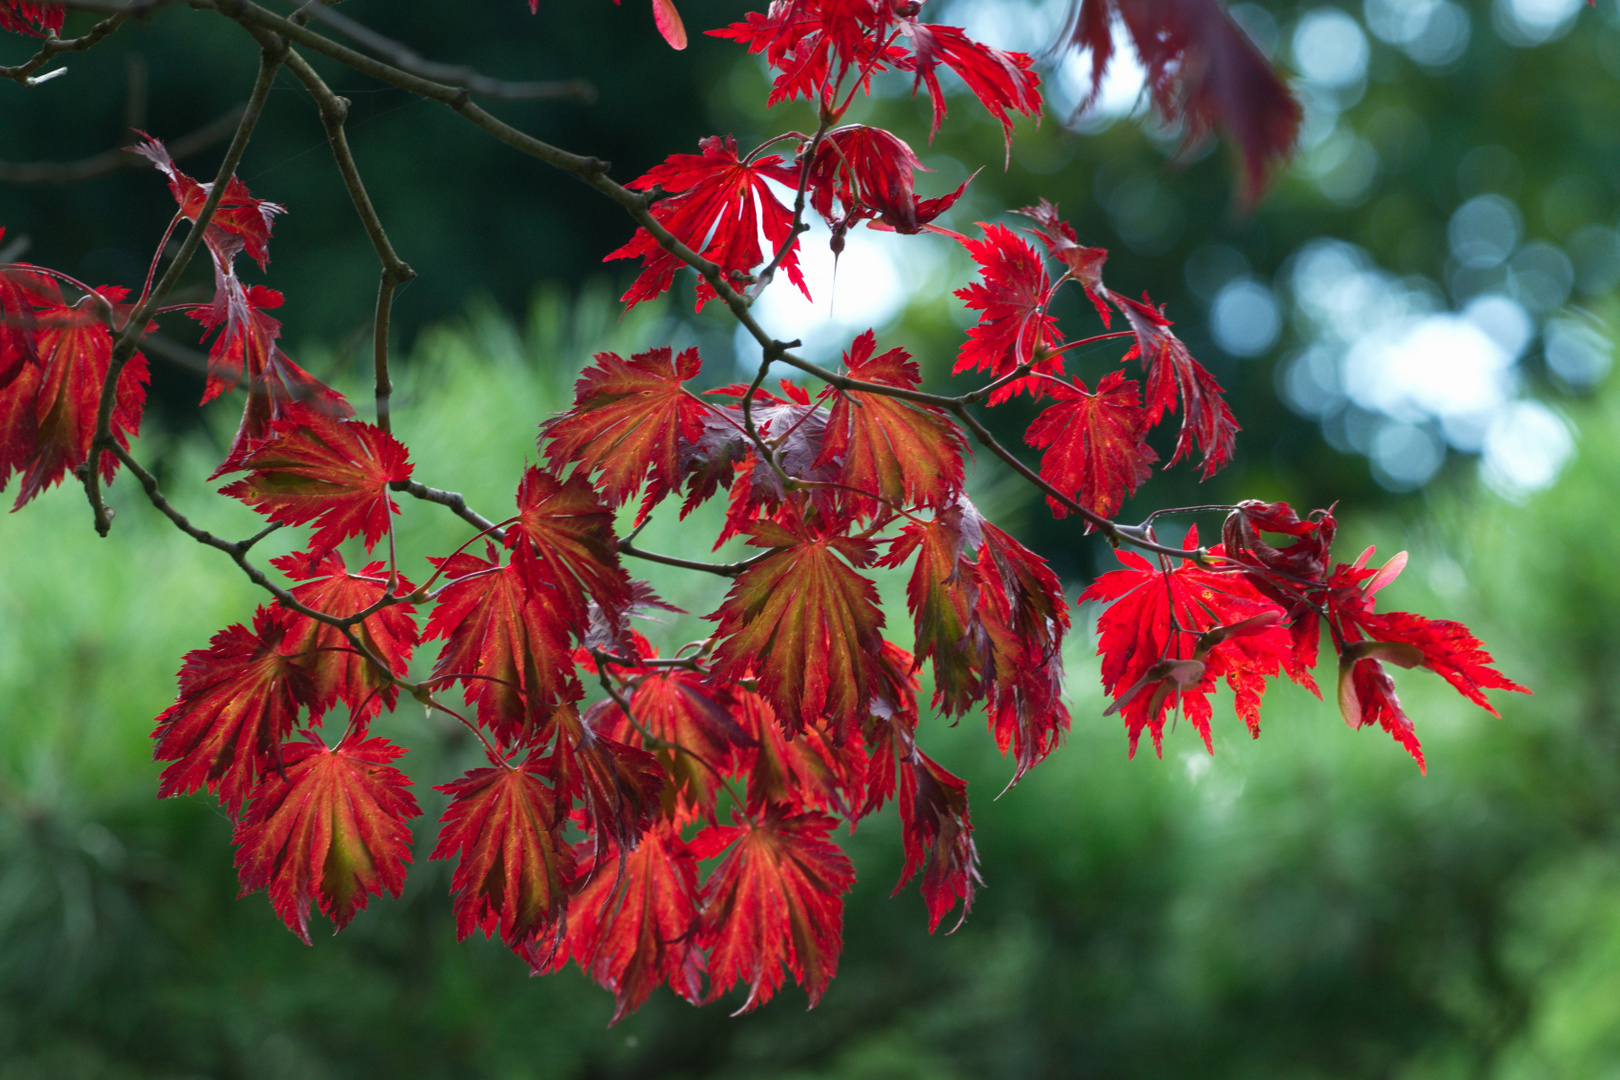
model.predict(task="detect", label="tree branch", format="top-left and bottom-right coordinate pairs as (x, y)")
top-left (390, 478), bottom-right (503, 539)
top-left (302, 2), bottom-right (595, 102)
top-left (277, 50), bottom-right (416, 433)
top-left (617, 540), bottom-right (769, 579)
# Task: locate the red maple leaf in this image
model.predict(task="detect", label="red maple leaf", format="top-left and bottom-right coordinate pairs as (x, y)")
top-left (423, 546), bottom-right (581, 745)
top-left (508, 465), bottom-right (633, 625)
top-left (880, 506), bottom-right (983, 716)
top-left (233, 731), bottom-right (418, 944)
top-left (273, 551), bottom-right (419, 721)
top-left (607, 135), bottom-right (808, 311)
top-left (815, 330), bottom-right (965, 512)
top-left (807, 125), bottom-right (970, 234)
top-left (710, 504), bottom-right (886, 737)
top-left (551, 704), bottom-right (666, 856)
top-left (432, 755), bottom-right (577, 967)
top-left (974, 522), bottom-right (1072, 781)
top-left (219, 412), bottom-right (412, 554)
top-left (566, 820), bottom-right (704, 1022)
top-left (1024, 369), bottom-right (1156, 520)
top-left (1062, 0), bottom-right (1301, 201)
top-left (1113, 292), bottom-right (1238, 478)
top-left (897, 20), bottom-right (1042, 153)
top-left (0, 1), bottom-right (62, 35)
top-left (542, 346), bottom-right (712, 515)
top-left (894, 741), bottom-right (978, 932)
top-left (152, 607), bottom-right (320, 813)
top-left (953, 223), bottom-right (1063, 403)
top-left (1320, 550), bottom-right (1528, 769)
top-left (0, 252), bottom-right (55, 376)
top-left (0, 284), bottom-right (148, 509)
top-left (1081, 532), bottom-right (1296, 756)
top-left (709, 0), bottom-right (903, 110)
top-left (693, 808), bottom-right (856, 1013)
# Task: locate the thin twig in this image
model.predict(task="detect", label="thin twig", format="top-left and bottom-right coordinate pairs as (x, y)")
top-left (278, 50), bottom-right (415, 433)
top-left (618, 540), bottom-right (770, 579)
top-left (390, 478), bottom-right (503, 538)
top-left (302, 2), bottom-right (595, 102)
top-left (0, 105), bottom-right (245, 184)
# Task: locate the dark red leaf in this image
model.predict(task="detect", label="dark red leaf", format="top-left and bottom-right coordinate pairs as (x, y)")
top-left (815, 330), bottom-right (966, 512)
top-left (509, 465), bottom-right (633, 624)
top-left (152, 606), bottom-right (319, 814)
top-left (693, 809), bottom-right (856, 1012)
top-left (432, 755), bottom-right (576, 967)
top-left (710, 504), bottom-right (886, 737)
top-left (541, 346), bottom-right (712, 514)
top-left (1061, 0), bottom-right (1301, 201)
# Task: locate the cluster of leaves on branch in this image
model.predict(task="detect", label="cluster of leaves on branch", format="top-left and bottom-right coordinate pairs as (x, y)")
top-left (0, 0), bottom-right (1524, 1019)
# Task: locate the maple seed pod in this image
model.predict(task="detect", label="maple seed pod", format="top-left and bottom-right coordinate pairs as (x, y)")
top-left (830, 227), bottom-right (847, 258)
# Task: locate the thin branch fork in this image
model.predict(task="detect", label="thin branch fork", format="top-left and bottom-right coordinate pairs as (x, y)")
top-left (0, 8), bottom-right (128, 84)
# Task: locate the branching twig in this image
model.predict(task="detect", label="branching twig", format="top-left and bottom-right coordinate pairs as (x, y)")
top-left (0, 8), bottom-right (128, 85)
top-left (82, 41), bottom-right (285, 536)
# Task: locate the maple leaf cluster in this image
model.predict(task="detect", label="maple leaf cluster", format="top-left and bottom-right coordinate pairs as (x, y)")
top-left (0, 0), bottom-right (1528, 1022)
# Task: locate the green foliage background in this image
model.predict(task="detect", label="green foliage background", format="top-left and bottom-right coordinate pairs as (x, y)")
top-left (3, 0), bottom-right (1619, 1075)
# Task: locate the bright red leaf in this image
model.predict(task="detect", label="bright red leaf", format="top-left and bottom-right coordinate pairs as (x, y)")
top-left (567, 820), bottom-right (704, 1022)
top-left (0, 1), bottom-right (63, 35)
top-left (423, 546), bottom-right (581, 745)
top-left (954, 223), bottom-right (1063, 403)
top-left (1024, 369), bottom-right (1156, 520)
top-left (607, 135), bottom-right (808, 311)
top-left (0, 284), bottom-right (148, 509)
top-left (1114, 292), bottom-right (1238, 478)
top-left (233, 731), bottom-right (418, 944)
top-left (274, 551), bottom-right (419, 721)
top-left (897, 20), bottom-right (1042, 154)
